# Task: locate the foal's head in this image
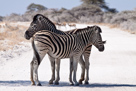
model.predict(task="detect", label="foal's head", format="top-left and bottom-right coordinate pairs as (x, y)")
top-left (88, 26), bottom-right (106, 52)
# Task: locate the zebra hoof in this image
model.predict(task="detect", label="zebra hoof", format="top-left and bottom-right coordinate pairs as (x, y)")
top-left (37, 83), bottom-right (42, 86)
top-left (54, 81), bottom-right (59, 85)
top-left (74, 83), bottom-right (79, 86)
top-left (84, 81), bottom-right (89, 84)
top-left (31, 83), bottom-right (36, 86)
top-left (79, 80), bottom-right (83, 84)
top-left (49, 80), bottom-right (53, 84)
top-left (69, 83), bottom-right (74, 86)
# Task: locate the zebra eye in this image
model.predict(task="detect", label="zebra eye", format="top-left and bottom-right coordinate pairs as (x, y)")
top-left (32, 24), bottom-right (37, 29)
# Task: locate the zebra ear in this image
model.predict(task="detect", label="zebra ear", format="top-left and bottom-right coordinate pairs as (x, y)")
top-left (37, 16), bottom-right (42, 22)
top-left (87, 26), bottom-right (91, 28)
top-left (95, 29), bottom-right (99, 33)
top-left (94, 26), bottom-right (102, 33)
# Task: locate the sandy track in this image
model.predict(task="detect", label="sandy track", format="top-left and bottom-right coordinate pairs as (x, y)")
top-left (0, 24), bottom-right (136, 91)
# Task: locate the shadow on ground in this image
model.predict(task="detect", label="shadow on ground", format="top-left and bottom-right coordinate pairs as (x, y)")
top-left (0, 80), bottom-right (136, 88)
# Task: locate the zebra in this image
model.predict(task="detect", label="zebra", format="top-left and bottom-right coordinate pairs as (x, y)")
top-left (25, 25), bottom-right (106, 86)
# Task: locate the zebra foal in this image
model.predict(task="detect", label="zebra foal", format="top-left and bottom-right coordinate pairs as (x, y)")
top-left (25, 26), bottom-right (106, 86)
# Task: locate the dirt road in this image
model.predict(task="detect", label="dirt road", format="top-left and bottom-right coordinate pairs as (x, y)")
top-left (0, 24), bottom-right (136, 91)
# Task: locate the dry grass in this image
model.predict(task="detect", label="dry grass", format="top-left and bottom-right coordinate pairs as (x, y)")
top-left (107, 24), bottom-right (119, 29)
top-left (0, 22), bottom-right (29, 51)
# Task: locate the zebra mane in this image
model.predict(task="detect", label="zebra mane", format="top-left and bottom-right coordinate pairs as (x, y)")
top-left (65, 27), bottom-right (89, 34)
top-left (69, 25), bottom-right (102, 35)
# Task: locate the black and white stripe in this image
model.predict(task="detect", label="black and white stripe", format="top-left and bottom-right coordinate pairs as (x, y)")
top-left (24, 14), bottom-right (105, 85)
top-left (30, 26), bottom-right (105, 86)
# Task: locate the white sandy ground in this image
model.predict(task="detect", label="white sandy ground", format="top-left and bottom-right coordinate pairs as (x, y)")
top-left (0, 24), bottom-right (136, 91)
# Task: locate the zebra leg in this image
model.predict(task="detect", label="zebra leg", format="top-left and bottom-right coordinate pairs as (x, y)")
top-left (33, 50), bottom-right (48, 86)
top-left (69, 57), bottom-right (74, 85)
top-left (54, 59), bottom-right (61, 85)
top-left (33, 60), bottom-right (41, 86)
top-left (48, 55), bottom-right (55, 84)
top-left (84, 56), bottom-right (90, 84)
top-left (84, 45), bottom-right (92, 84)
top-left (30, 57), bottom-right (36, 85)
top-left (78, 55), bottom-right (85, 84)
top-left (73, 56), bottom-right (79, 86)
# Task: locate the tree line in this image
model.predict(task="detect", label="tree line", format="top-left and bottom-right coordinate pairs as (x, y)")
top-left (0, 0), bottom-right (136, 33)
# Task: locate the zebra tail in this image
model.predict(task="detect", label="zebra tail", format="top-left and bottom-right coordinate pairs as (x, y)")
top-left (32, 37), bottom-right (41, 65)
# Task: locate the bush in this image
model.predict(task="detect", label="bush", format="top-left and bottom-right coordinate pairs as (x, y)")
top-left (109, 10), bottom-right (136, 32)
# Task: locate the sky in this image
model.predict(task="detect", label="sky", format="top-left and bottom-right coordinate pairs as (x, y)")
top-left (0, 0), bottom-right (136, 16)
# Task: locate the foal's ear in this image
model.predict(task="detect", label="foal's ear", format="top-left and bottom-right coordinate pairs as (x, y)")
top-left (94, 27), bottom-right (100, 33)
top-left (87, 26), bottom-right (91, 28)
top-left (94, 26), bottom-right (102, 33)
top-left (95, 29), bottom-right (99, 33)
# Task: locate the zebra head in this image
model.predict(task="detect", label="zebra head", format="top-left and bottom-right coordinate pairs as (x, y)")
top-left (89, 26), bottom-right (106, 52)
top-left (24, 14), bottom-right (56, 40)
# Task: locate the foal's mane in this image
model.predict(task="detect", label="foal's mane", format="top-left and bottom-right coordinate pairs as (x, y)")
top-left (68, 25), bottom-right (102, 35)
top-left (67, 26), bottom-right (93, 34)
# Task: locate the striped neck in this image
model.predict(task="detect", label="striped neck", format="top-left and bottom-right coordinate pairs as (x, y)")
top-left (41, 19), bottom-right (66, 35)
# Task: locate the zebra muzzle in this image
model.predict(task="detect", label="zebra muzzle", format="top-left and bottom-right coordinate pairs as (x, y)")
top-left (98, 41), bottom-right (106, 52)
top-left (24, 31), bottom-right (31, 40)
top-left (99, 46), bottom-right (105, 52)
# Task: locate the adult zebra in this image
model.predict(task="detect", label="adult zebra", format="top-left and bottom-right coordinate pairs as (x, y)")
top-left (25, 26), bottom-right (106, 86)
